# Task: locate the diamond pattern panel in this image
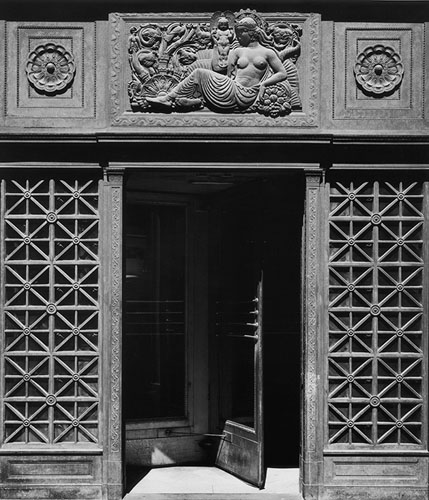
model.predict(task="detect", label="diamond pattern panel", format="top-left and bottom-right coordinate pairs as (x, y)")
top-left (1, 179), bottom-right (100, 445)
top-left (328, 180), bottom-right (426, 447)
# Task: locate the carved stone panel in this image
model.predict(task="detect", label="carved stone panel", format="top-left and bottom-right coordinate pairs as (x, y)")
top-left (4, 22), bottom-right (99, 127)
top-left (323, 455), bottom-right (429, 499)
top-left (110, 11), bottom-right (320, 129)
top-left (330, 23), bottom-right (424, 128)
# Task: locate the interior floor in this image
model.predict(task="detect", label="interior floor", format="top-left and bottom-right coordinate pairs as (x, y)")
top-left (124, 466), bottom-right (302, 499)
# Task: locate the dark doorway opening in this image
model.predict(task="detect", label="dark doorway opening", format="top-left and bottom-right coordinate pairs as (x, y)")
top-left (122, 169), bottom-right (304, 491)
top-left (260, 177), bottom-right (304, 468)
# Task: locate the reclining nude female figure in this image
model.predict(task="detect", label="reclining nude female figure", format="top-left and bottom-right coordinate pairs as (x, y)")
top-left (146, 17), bottom-right (288, 112)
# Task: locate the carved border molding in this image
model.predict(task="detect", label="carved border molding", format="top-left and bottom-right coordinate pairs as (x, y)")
top-left (305, 176), bottom-right (319, 453)
top-left (110, 12), bottom-right (320, 128)
top-left (301, 170), bottom-right (323, 500)
top-left (307, 189), bottom-right (317, 451)
top-left (109, 183), bottom-right (122, 454)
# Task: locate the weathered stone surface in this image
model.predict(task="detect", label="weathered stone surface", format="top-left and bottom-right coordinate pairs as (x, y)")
top-left (4, 21), bottom-right (104, 128)
top-left (110, 11), bottom-right (320, 129)
top-left (326, 22), bottom-right (425, 131)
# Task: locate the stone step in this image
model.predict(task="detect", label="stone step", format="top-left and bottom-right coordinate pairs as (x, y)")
top-left (125, 494), bottom-right (302, 500)
top-left (124, 466), bottom-right (302, 500)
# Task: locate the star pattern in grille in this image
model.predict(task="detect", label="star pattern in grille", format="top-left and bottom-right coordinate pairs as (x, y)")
top-left (2, 179), bottom-right (100, 445)
top-left (327, 180), bottom-right (425, 446)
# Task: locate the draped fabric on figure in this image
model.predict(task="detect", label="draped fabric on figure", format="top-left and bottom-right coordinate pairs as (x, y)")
top-left (146, 16), bottom-right (289, 112)
top-left (168, 67), bottom-right (262, 112)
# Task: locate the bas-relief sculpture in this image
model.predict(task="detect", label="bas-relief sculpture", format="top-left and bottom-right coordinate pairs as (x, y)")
top-left (26, 43), bottom-right (76, 94)
top-left (127, 9), bottom-right (302, 117)
top-left (354, 44), bottom-right (404, 96)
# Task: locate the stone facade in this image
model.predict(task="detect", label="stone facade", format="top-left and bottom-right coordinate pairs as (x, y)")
top-left (0, 1), bottom-right (428, 500)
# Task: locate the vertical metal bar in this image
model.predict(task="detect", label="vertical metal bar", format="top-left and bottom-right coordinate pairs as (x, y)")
top-left (422, 179), bottom-right (429, 450)
top-left (0, 179), bottom-right (5, 445)
top-left (185, 202), bottom-right (193, 426)
top-left (49, 178), bottom-right (55, 444)
top-left (96, 178), bottom-right (103, 450)
top-left (322, 173), bottom-right (330, 449)
top-left (395, 180), bottom-right (400, 445)
top-left (348, 180), bottom-right (353, 445)
top-left (256, 271), bottom-right (263, 484)
top-left (372, 180), bottom-right (379, 444)
top-left (73, 179), bottom-right (78, 445)
top-left (25, 180), bottom-right (30, 439)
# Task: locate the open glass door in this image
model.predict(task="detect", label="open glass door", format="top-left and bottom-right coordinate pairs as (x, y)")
top-left (213, 187), bottom-right (265, 488)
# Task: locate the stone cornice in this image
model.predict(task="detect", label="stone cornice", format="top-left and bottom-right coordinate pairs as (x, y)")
top-left (0, 131), bottom-right (428, 145)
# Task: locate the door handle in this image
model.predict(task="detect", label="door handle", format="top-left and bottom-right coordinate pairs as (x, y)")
top-left (203, 433), bottom-right (231, 442)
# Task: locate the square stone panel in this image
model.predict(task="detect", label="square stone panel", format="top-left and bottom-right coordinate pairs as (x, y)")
top-left (5, 22), bottom-right (97, 124)
top-left (24, 35), bottom-right (75, 105)
top-left (333, 23), bottom-right (424, 122)
top-left (324, 456), bottom-right (427, 486)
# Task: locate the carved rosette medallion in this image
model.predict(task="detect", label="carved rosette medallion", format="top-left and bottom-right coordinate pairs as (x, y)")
top-left (354, 44), bottom-right (404, 96)
top-left (26, 43), bottom-right (76, 94)
top-left (127, 9), bottom-right (302, 117)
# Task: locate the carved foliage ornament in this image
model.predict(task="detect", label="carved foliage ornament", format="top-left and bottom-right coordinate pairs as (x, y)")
top-left (354, 44), bottom-right (404, 96)
top-left (127, 9), bottom-right (302, 117)
top-left (26, 43), bottom-right (76, 94)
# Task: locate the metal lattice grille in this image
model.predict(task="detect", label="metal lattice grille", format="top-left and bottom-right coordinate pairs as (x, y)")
top-left (327, 180), bottom-right (426, 447)
top-left (2, 179), bottom-right (100, 445)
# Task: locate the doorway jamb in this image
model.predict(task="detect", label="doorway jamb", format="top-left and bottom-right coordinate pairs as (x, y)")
top-left (102, 167), bottom-right (125, 500)
top-left (301, 168), bottom-right (324, 500)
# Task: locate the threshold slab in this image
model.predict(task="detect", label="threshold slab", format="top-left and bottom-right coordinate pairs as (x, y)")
top-left (124, 466), bottom-right (302, 499)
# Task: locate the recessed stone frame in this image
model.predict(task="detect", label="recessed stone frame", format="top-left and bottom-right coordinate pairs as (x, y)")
top-left (110, 11), bottom-right (320, 128)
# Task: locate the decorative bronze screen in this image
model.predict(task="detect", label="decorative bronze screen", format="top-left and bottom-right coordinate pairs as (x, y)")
top-left (327, 179), bottom-right (426, 447)
top-left (1, 179), bottom-right (100, 445)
